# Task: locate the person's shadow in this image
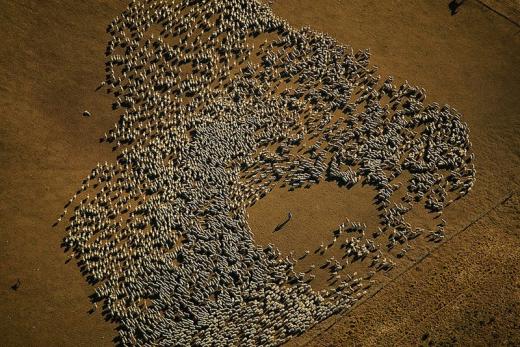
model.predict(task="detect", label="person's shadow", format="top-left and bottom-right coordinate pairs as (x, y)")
top-left (449, 0), bottom-right (465, 15)
top-left (274, 216), bottom-right (291, 232)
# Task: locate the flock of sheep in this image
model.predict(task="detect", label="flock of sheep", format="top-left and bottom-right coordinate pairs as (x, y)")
top-left (59, 0), bottom-right (475, 345)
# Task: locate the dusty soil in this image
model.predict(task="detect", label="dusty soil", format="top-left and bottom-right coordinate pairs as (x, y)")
top-left (0, 0), bottom-right (518, 346)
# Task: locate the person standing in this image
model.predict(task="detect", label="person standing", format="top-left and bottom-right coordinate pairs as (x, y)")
top-left (449, 0), bottom-right (465, 15)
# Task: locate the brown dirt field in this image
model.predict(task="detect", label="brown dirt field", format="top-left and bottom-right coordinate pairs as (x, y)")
top-left (0, 0), bottom-right (518, 346)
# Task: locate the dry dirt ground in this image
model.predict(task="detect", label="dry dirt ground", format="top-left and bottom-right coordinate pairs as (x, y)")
top-left (0, 0), bottom-right (519, 346)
